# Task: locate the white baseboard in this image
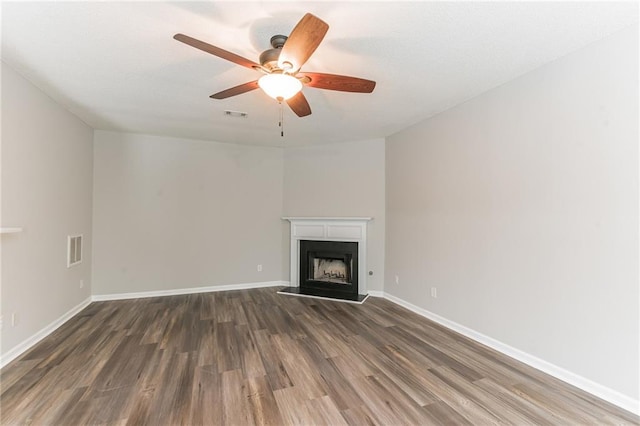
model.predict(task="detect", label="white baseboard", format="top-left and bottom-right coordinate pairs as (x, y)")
top-left (0, 296), bottom-right (92, 369)
top-left (92, 280), bottom-right (288, 301)
top-left (367, 290), bottom-right (385, 298)
top-left (382, 292), bottom-right (640, 417)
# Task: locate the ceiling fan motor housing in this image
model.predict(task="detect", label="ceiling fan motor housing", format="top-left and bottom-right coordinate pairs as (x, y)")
top-left (260, 35), bottom-right (288, 70)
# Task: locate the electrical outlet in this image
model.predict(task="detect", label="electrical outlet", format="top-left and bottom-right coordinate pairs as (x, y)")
top-left (257, 264), bottom-right (263, 272)
top-left (79, 279), bottom-right (84, 289)
top-left (431, 287), bottom-right (438, 298)
top-left (395, 275), bottom-right (400, 285)
top-left (11, 312), bottom-right (18, 327)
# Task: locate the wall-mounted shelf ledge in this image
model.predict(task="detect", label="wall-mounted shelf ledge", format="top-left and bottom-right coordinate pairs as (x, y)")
top-left (0, 227), bottom-right (23, 234)
top-left (282, 217), bottom-right (372, 221)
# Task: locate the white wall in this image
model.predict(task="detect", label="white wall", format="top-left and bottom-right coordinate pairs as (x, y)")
top-left (283, 139), bottom-right (386, 291)
top-left (92, 131), bottom-right (284, 295)
top-left (385, 25), bottom-right (638, 402)
top-left (1, 61), bottom-right (93, 357)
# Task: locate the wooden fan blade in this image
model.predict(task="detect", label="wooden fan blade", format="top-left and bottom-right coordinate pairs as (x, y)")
top-left (210, 81), bottom-right (260, 99)
top-left (299, 72), bottom-right (376, 93)
top-left (286, 92), bottom-right (312, 117)
top-left (174, 33), bottom-right (260, 70)
top-left (278, 14), bottom-right (329, 72)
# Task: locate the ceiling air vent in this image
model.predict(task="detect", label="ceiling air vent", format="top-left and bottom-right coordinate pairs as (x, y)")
top-left (224, 110), bottom-right (248, 118)
top-left (67, 235), bottom-right (82, 268)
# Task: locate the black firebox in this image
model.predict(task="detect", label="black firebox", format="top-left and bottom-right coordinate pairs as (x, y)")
top-left (299, 240), bottom-right (358, 296)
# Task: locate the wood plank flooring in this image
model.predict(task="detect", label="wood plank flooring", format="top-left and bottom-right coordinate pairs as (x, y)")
top-left (1, 287), bottom-right (638, 425)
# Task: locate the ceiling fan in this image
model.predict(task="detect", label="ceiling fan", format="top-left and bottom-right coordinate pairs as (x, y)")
top-left (173, 13), bottom-right (376, 118)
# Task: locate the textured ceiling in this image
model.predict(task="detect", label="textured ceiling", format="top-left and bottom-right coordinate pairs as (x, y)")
top-left (1, 1), bottom-right (638, 147)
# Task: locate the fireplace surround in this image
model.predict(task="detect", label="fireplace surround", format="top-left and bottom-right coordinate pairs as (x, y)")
top-left (280, 217), bottom-right (371, 303)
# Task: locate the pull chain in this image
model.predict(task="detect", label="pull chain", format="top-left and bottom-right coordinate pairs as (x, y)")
top-left (277, 98), bottom-right (285, 137)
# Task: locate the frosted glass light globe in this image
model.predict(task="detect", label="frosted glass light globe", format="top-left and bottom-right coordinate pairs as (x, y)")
top-left (258, 73), bottom-right (302, 100)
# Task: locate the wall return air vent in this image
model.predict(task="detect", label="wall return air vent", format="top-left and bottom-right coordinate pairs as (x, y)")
top-left (67, 235), bottom-right (82, 268)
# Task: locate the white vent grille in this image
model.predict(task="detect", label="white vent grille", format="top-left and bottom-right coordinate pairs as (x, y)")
top-left (224, 110), bottom-right (248, 118)
top-left (67, 235), bottom-right (82, 267)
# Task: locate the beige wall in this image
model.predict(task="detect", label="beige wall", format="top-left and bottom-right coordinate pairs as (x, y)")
top-left (283, 139), bottom-right (385, 291)
top-left (385, 25), bottom-right (638, 400)
top-left (91, 131), bottom-right (284, 295)
top-left (1, 61), bottom-right (94, 357)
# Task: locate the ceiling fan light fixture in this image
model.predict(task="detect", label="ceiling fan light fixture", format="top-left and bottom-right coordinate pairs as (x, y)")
top-left (258, 73), bottom-right (302, 101)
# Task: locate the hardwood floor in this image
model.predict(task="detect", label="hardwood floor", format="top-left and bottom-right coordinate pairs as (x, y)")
top-left (1, 287), bottom-right (637, 425)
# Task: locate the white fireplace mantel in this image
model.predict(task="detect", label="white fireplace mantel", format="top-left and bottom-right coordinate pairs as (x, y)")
top-left (283, 217), bottom-right (372, 294)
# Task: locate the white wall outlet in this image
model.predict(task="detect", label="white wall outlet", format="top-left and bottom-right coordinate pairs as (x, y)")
top-left (431, 287), bottom-right (438, 298)
top-left (395, 275), bottom-right (400, 285)
top-left (11, 312), bottom-right (18, 327)
top-left (257, 264), bottom-right (263, 272)
top-left (79, 279), bottom-right (84, 289)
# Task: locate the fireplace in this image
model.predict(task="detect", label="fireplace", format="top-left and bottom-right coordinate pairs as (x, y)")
top-left (299, 240), bottom-right (358, 296)
top-left (280, 217), bottom-right (371, 303)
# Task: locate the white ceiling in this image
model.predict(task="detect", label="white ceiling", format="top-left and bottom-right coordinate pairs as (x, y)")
top-left (2, 1), bottom-right (637, 147)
